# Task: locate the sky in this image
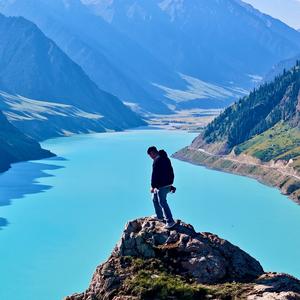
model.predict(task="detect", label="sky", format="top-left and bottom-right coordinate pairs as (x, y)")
top-left (243, 0), bottom-right (300, 29)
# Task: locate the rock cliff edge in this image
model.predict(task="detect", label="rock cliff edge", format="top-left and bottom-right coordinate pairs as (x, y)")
top-left (66, 217), bottom-right (300, 300)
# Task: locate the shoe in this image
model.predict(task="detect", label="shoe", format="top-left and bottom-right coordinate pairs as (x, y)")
top-left (165, 221), bottom-right (176, 229)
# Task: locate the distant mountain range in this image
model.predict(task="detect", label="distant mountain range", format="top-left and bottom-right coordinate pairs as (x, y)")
top-left (0, 12), bottom-right (146, 172)
top-left (0, 110), bottom-right (53, 172)
top-left (265, 55), bottom-right (300, 83)
top-left (0, 13), bottom-right (145, 140)
top-left (1, 0), bottom-right (300, 113)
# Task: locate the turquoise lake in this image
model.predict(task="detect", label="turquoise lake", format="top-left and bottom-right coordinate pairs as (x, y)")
top-left (0, 130), bottom-right (300, 300)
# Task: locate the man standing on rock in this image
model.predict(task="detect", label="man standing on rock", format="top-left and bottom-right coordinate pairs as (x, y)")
top-left (147, 146), bottom-right (176, 229)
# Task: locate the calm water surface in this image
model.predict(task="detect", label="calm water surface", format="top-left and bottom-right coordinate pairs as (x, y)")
top-left (0, 130), bottom-right (299, 300)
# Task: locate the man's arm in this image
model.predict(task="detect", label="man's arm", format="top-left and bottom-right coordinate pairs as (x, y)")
top-left (169, 159), bottom-right (174, 184)
top-left (151, 159), bottom-right (160, 189)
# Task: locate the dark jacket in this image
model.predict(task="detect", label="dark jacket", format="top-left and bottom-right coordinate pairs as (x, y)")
top-left (151, 150), bottom-right (174, 189)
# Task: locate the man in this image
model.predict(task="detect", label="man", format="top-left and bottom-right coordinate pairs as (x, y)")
top-left (147, 146), bottom-right (176, 229)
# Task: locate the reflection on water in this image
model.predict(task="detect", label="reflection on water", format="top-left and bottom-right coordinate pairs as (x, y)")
top-left (0, 217), bottom-right (8, 229)
top-left (0, 159), bottom-right (64, 229)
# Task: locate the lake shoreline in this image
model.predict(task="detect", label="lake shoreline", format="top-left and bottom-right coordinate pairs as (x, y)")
top-left (1, 130), bottom-right (300, 300)
top-left (0, 126), bottom-right (152, 176)
top-left (0, 111), bottom-right (210, 177)
top-left (173, 146), bottom-right (300, 206)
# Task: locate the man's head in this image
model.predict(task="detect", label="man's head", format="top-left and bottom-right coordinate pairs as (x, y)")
top-left (147, 146), bottom-right (159, 160)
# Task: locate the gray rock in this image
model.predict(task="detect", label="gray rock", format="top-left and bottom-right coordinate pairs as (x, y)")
top-left (113, 217), bottom-right (264, 284)
top-left (65, 217), bottom-right (300, 300)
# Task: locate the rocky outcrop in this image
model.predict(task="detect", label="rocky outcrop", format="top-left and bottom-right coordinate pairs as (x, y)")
top-left (65, 217), bottom-right (300, 300)
top-left (115, 218), bottom-right (263, 284)
top-left (0, 13), bottom-right (145, 141)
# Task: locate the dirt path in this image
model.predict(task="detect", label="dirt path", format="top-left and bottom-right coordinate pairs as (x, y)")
top-left (190, 146), bottom-right (300, 181)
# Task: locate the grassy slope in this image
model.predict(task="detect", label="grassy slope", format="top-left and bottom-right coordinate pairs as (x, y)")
top-left (120, 258), bottom-right (250, 300)
top-left (235, 122), bottom-right (300, 165)
top-left (201, 64), bottom-right (300, 153)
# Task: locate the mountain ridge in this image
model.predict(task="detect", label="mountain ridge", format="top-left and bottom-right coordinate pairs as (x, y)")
top-left (242, 0), bottom-right (300, 30)
top-left (2, 0), bottom-right (300, 112)
top-left (265, 54), bottom-right (300, 82)
top-left (0, 13), bottom-right (145, 140)
top-left (0, 90), bottom-right (107, 140)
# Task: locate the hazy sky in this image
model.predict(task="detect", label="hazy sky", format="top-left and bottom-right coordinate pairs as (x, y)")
top-left (243, 0), bottom-right (300, 29)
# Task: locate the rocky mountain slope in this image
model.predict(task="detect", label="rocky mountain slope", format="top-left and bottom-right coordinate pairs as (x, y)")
top-left (0, 0), bottom-right (175, 114)
top-left (0, 13), bottom-right (144, 140)
top-left (174, 63), bottom-right (300, 203)
top-left (0, 110), bottom-right (53, 172)
top-left (0, 90), bottom-right (107, 140)
top-left (66, 217), bottom-right (300, 300)
top-left (1, 0), bottom-right (300, 113)
top-left (243, 0), bottom-right (300, 30)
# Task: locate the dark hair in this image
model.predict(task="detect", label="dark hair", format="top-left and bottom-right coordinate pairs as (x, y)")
top-left (147, 146), bottom-right (158, 154)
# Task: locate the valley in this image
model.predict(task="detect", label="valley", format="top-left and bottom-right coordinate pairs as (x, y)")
top-left (1, 1), bottom-right (300, 299)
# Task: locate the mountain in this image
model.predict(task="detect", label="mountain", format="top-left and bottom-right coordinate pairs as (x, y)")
top-left (243, 0), bottom-right (300, 29)
top-left (1, 0), bottom-right (300, 113)
top-left (0, 110), bottom-right (53, 172)
top-left (265, 54), bottom-right (300, 82)
top-left (97, 0), bottom-right (300, 86)
top-left (0, 91), bottom-right (108, 140)
top-left (192, 62), bottom-right (300, 157)
top-left (0, 13), bottom-right (144, 140)
top-left (174, 62), bottom-right (300, 203)
top-left (0, 0), bottom-right (176, 114)
top-left (66, 217), bottom-right (300, 299)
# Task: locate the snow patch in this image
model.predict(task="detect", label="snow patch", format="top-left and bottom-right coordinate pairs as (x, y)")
top-left (81, 0), bottom-right (114, 23)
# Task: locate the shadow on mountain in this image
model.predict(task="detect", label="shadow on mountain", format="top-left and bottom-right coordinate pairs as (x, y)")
top-left (0, 160), bottom-right (64, 229)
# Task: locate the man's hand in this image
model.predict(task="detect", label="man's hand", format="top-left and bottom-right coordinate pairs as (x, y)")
top-left (150, 187), bottom-right (159, 193)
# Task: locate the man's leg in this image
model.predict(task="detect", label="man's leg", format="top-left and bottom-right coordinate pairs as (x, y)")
top-left (157, 187), bottom-right (174, 224)
top-left (152, 192), bottom-right (164, 220)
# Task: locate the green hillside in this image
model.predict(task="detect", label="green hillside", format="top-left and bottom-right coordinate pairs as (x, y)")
top-left (235, 123), bottom-right (300, 160)
top-left (196, 62), bottom-right (300, 163)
